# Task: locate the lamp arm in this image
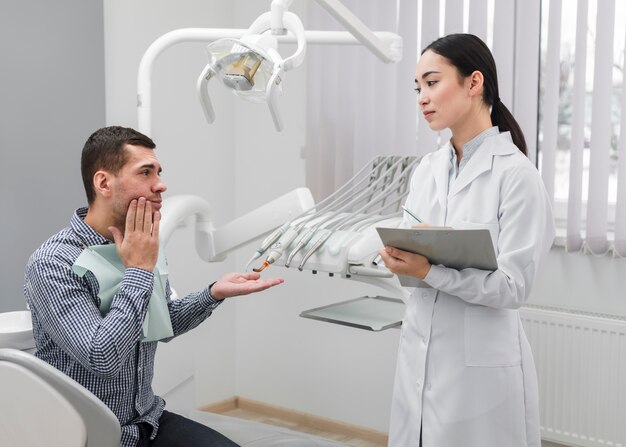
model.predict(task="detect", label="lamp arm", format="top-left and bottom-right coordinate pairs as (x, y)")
top-left (313, 0), bottom-right (401, 63)
top-left (270, 0), bottom-right (295, 33)
top-left (138, 27), bottom-right (401, 135)
top-left (247, 12), bottom-right (307, 71)
top-left (137, 28), bottom-right (247, 136)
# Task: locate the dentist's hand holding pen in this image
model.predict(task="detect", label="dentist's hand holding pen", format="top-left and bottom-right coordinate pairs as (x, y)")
top-left (374, 206), bottom-right (432, 280)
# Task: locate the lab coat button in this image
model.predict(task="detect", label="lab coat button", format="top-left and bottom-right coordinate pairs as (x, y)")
top-left (422, 337), bottom-right (428, 345)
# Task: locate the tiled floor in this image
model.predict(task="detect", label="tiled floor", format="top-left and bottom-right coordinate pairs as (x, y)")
top-left (217, 407), bottom-right (386, 447)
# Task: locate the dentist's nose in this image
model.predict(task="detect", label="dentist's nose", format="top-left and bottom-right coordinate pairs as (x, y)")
top-left (419, 92), bottom-right (429, 107)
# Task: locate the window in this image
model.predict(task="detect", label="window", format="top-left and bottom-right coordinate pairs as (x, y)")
top-left (538, 0), bottom-right (626, 254)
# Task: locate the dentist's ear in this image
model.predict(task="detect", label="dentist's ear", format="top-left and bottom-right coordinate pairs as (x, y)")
top-left (468, 70), bottom-right (484, 97)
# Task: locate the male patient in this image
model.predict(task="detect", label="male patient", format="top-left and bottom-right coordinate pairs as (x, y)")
top-left (24, 126), bottom-right (283, 447)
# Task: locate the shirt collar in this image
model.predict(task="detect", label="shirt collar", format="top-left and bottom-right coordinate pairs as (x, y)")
top-left (449, 126), bottom-right (500, 176)
top-left (71, 207), bottom-right (111, 246)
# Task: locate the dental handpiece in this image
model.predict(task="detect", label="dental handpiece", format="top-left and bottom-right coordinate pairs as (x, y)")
top-left (245, 222), bottom-right (290, 270)
top-left (298, 229), bottom-right (333, 271)
top-left (252, 225), bottom-right (301, 272)
top-left (285, 226), bottom-right (318, 268)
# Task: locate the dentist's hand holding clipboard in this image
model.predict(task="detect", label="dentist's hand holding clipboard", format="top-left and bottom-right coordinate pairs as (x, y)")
top-left (376, 206), bottom-right (432, 279)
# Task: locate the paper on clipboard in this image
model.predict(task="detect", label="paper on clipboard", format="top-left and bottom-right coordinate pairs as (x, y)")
top-left (375, 227), bottom-right (498, 287)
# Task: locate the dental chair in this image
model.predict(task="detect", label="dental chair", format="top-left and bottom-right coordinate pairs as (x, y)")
top-left (0, 348), bottom-right (121, 447)
top-left (0, 348), bottom-right (347, 447)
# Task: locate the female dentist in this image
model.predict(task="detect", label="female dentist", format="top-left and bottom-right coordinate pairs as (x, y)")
top-left (378, 33), bottom-right (555, 447)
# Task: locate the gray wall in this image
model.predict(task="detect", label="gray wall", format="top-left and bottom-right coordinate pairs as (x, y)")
top-left (0, 0), bottom-right (105, 312)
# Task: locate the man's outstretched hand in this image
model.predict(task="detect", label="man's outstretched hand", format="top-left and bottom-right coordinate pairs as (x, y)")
top-left (209, 272), bottom-right (284, 300)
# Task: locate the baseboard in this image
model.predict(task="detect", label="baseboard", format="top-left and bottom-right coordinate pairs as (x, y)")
top-left (199, 396), bottom-right (388, 445)
top-left (199, 396), bottom-right (239, 414)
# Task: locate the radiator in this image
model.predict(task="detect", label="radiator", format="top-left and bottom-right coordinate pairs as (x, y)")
top-left (520, 306), bottom-right (626, 447)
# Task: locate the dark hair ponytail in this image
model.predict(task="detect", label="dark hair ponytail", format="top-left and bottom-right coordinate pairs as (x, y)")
top-left (423, 33), bottom-right (527, 156)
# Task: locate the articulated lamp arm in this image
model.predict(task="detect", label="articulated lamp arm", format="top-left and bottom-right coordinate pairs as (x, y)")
top-left (137, 1), bottom-right (402, 135)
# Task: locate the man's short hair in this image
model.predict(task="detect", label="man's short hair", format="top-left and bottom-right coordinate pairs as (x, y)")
top-left (81, 126), bottom-right (155, 204)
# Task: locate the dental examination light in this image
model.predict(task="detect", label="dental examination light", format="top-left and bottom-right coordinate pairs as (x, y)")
top-left (198, 11), bottom-right (306, 131)
top-left (137, 0), bottom-right (403, 135)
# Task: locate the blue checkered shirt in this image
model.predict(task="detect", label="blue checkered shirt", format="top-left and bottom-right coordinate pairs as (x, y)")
top-left (24, 208), bottom-right (221, 446)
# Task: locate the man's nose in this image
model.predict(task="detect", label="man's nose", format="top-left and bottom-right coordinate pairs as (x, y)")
top-left (154, 179), bottom-right (167, 193)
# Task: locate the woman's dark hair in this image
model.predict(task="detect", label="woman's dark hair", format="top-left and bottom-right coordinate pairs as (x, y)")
top-left (81, 126), bottom-right (156, 204)
top-left (423, 33), bottom-right (527, 155)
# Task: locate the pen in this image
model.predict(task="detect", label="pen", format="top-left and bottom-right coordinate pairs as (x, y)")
top-left (402, 205), bottom-right (423, 223)
top-left (373, 207), bottom-right (424, 266)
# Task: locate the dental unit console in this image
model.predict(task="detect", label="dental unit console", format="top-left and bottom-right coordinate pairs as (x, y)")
top-left (246, 156), bottom-right (417, 300)
top-left (156, 156), bottom-right (416, 303)
top-left (137, 0), bottom-right (410, 317)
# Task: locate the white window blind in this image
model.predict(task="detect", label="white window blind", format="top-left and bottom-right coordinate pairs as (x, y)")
top-left (416, 0), bottom-right (540, 161)
top-left (539, 0), bottom-right (626, 257)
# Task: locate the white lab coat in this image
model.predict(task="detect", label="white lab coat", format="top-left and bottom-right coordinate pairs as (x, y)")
top-left (388, 132), bottom-right (555, 447)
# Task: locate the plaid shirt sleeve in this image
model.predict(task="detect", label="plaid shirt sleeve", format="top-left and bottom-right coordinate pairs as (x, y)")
top-left (163, 279), bottom-right (221, 339)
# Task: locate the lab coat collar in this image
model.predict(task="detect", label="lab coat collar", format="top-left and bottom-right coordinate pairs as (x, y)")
top-left (432, 132), bottom-right (517, 200)
top-left (428, 148), bottom-right (451, 212)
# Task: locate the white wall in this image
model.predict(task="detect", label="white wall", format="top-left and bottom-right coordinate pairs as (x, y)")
top-left (104, 0), bottom-right (401, 431)
top-left (226, 5), bottom-right (400, 432)
top-left (103, 0), bottom-right (626, 437)
top-left (104, 0), bottom-right (240, 406)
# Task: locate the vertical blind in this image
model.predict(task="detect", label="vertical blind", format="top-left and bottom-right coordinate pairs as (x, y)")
top-left (415, 0), bottom-right (539, 160)
top-left (305, 0), bottom-right (418, 201)
top-left (539, 0), bottom-right (626, 257)
top-left (306, 0), bottom-right (626, 260)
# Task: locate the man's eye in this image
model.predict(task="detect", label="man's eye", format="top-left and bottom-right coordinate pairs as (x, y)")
top-left (415, 88), bottom-right (421, 94)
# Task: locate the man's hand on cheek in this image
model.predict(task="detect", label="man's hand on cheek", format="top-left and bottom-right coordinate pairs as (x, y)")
top-left (109, 197), bottom-right (161, 271)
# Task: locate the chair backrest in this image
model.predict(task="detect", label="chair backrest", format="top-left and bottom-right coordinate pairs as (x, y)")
top-left (0, 348), bottom-right (121, 447)
top-left (0, 359), bottom-right (86, 446)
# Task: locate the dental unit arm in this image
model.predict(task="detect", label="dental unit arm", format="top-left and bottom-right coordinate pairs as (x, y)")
top-left (138, 1), bottom-right (410, 303)
top-left (157, 157), bottom-right (416, 301)
top-left (159, 188), bottom-right (315, 263)
top-left (247, 156), bottom-right (419, 300)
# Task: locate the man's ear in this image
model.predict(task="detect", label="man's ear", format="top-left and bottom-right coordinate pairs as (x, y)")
top-left (93, 171), bottom-right (113, 199)
top-left (468, 70), bottom-right (485, 97)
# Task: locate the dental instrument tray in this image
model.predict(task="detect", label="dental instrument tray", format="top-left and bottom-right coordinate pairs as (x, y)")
top-left (376, 227), bottom-right (498, 287)
top-left (300, 296), bottom-right (405, 331)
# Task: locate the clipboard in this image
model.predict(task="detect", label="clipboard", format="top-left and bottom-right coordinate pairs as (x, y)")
top-left (376, 227), bottom-right (498, 287)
